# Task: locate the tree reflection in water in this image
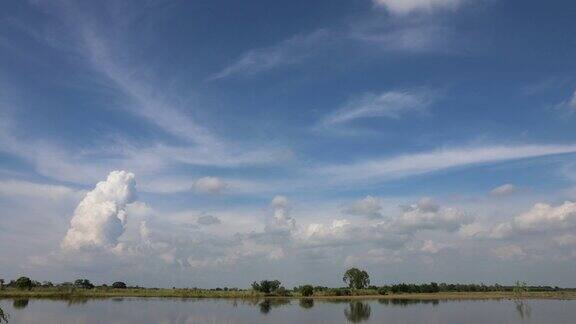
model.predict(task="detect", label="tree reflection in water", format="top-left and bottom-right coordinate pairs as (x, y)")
top-left (258, 298), bottom-right (291, 314)
top-left (514, 300), bottom-right (532, 319)
top-left (299, 298), bottom-right (314, 309)
top-left (344, 301), bottom-right (371, 323)
top-left (12, 299), bottom-right (29, 309)
top-left (378, 299), bottom-right (440, 307)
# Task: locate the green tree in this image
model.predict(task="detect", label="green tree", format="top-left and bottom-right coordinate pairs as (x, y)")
top-left (112, 282), bottom-right (127, 289)
top-left (343, 268), bottom-right (370, 290)
top-left (513, 281), bottom-right (528, 298)
top-left (15, 277), bottom-right (33, 290)
top-left (74, 279), bottom-right (94, 289)
top-left (300, 285), bottom-right (314, 297)
top-left (251, 280), bottom-right (281, 294)
top-left (41, 281), bottom-right (53, 288)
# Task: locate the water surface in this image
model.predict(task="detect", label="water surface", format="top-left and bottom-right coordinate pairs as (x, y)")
top-left (0, 297), bottom-right (574, 323)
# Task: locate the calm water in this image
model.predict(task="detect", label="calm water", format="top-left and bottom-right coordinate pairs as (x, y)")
top-left (1, 297), bottom-right (574, 323)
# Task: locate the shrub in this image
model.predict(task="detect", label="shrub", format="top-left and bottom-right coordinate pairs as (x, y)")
top-left (327, 288), bottom-right (350, 296)
top-left (276, 286), bottom-right (290, 296)
top-left (15, 277), bottom-right (33, 290)
top-left (251, 280), bottom-right (281, 294)
top-left (74, 279), bottom-right (94, 289)
top-left (112, 282), bottom-right (127, 289)
top-left (301, 285), bottom-right (314, 297)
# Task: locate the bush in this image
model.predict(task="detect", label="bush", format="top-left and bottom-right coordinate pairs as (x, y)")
top-left (15, 277), bottom-right (33, 290)
top-left (112, 282), bottom-right (127, 289)
top-left (252, 280), bottom-right (281, 294)
top-left (276, 286), bottom-right (290, 296)
top-left (378, 288), bottom-right (388, 295)
top-left (327, 288), bottom-right (350, 296)
top-left (301, 285), bottom-right (314, 297)
top-left (74, 279), bottom-right (94, 289)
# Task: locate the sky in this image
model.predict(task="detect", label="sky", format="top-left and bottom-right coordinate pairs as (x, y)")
top-left (1, 0), bottom-right (576, 288)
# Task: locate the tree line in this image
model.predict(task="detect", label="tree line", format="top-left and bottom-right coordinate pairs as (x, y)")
top-left (0, 277), bottom-right (128, 290)
top-left (1, 268), bottom-right (570, 296)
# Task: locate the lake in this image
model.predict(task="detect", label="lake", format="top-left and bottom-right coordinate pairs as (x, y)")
top-left (0, 297), bottom-right (574, 323)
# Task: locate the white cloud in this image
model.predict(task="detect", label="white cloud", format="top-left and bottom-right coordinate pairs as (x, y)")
top-left (197, 214), bottom-right (221, 226)
top-left (194, 177), bottom-right (227, 194)
top-left (373, 0), bottom-right (466, 15)
top-left (490, 183), bottom-right (518, 197)
top-left (554, 89), bottom-right (576, 113)
top-left (344, 196), bottom-right (384, 219)
top-left (350, 20), bottom-right (453, 53)
top-left (61, 171), bottom-right (137, 251)
top-left (489, 222), bottom-right (514, 239)
top-left (492, 245), bottom-right (527, 260)
top-left (318, 144), bottom-right (576, 185)
top-left (394, 197), bottom-right (470, 232)
top-left (266, 195), bottom-right (296, 232)
top-left (208, 30), bottom-right (330, 80)
top-left (421, 240), bottom-right (444, 253)
top-left (323, 90), bottom-right (434, 125)
top-left (513, 201), bottom-right (576, 232)
top-left (488, 201), bottom-right (576, 239)
top-left (554, 234), bottom-right (576, 247)
top-left (298, 219), bottom-right (352, 246)
top-left (458, 222), bottom-right (489, 238)
top-left (0, 179), bottom-right (81, 202)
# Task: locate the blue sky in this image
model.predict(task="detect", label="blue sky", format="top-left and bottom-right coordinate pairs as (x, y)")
top-left (1, 0), bottom-right (576, 288)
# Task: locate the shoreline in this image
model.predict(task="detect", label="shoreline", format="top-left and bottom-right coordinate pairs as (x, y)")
top-left (1, 290), bottom-right (575, 300)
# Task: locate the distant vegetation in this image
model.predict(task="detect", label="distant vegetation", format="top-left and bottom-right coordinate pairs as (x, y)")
top-left (0, 269), bottom-right (574, 301)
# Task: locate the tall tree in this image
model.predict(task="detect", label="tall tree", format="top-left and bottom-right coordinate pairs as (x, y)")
top-left (15, 277), bottom-right (33, 290)
top-left (343, 268), bottom-right (370, 290)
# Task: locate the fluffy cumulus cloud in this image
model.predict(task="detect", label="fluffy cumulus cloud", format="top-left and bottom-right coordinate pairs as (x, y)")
top-left (513, 201), bottom-right (576, 232)
top-left (490, 183), bottom-right (518, 196)
top-left (420, 240), bottom-right (444, 254)
top-left (394, 197), bottom-right (470, 233)
top-left (481, 200), bottom-right (576, 243)
top-left (61, 171), bottom-right (136, 251)
top-left (344, 196), bottom-right (383, 219)
top-left (194, 177), bottom-right (227, 194)
top-left (492, 245), bottom-right (527, 261)
top-left (297, 219), bottom-right (353, 247)
top-left (266, 195), bottom-right (296, 232)
top-left (197, 214), bottom-right (221, 226)
top-left (373, 0), bottom-right (465, 15)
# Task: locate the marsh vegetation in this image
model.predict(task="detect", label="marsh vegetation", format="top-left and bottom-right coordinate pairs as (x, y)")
top-left (1, 269), bottom-right (574, 301)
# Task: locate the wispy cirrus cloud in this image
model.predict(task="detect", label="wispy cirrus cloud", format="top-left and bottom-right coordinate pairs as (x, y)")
top-left (207, 30), bottom-right (332, 81)
top-left (316, 144), bottom-right (576, 185)
top-left (373, 0), bottom-right (467, 15)
top-left (0, 1), bottom-right (292, 187)
top-left (490, 183), bottom-right (518, 197)
top-left (209, 2), bottom-right (461, 80)
top-left (554, 89), bottom-right (576, 113)
top-left (321, 89), bottom-right (436, 126)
